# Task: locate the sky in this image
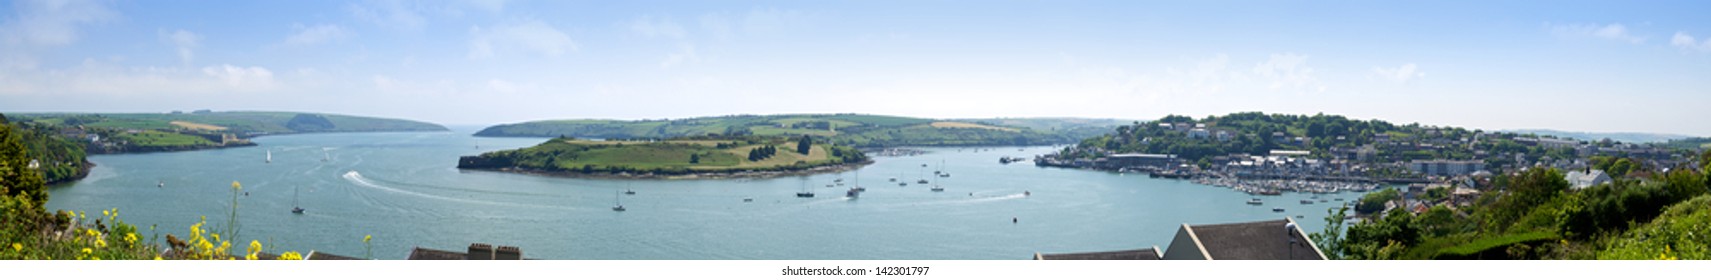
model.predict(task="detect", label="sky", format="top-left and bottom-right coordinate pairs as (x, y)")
top-left (2, 0), bottom-right (1709, 136)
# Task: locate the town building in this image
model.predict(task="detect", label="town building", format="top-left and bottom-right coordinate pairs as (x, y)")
top-left (1407, 160), bottom-right (1486, 176)
top-left (1565, 169), bottom-right (1613, 189)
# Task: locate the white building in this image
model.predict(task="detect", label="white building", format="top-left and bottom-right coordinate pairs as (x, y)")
top-left (1565, 169), bottom-right (1613, 189)
top-left (1407, 160), bottom-right (1486, 176)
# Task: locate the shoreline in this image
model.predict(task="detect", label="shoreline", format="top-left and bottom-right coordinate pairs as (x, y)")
top-left (458, 161), bottom-right (875, 180)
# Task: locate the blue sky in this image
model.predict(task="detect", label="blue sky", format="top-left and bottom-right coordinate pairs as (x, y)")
top-left (3, 0), bottom-right (1709, 135)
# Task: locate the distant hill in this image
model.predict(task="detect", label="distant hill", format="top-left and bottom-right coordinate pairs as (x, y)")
top-left (1504, 129), bottom-right (1694, 144)
top-left (474, 114), bottom-right (1126, 147)
top-left (4, 111), bottom-right (447, 155)
top-left (8, 111), bottom-right (447, 135)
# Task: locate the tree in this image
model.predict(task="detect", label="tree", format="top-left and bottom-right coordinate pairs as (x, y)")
top-left (689, 153), bottom-right (700, 164)
top-left (796, 135), bottom-right (812, 155)
top-left (1311, 206), bottom-right (1349, 260)
top-left (2, 113), bottom-right (50, 209)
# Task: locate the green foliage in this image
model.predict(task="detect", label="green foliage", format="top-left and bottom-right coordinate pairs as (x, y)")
top-left (1430, 231), bottom-right (1560, 259)
top-left (1309, 206), bottom-right (1348, 260)
top-left (1343, 209), bottom-right (1420, 259)
top-left (796, 135), bottom-right (812, 155)
top-left (469, 136), bottom-right (861, 176)
top-left (1599, 195), bottom-right (1711, 260)
top-left (1560, 169), bottom-right (1708, 239)
top-left (0, 116), bottom-right (49, 209)
top-left (1354, 188), bottom-right (1400, 215)
top-left (1481, 168), bottom-right (1569, 232)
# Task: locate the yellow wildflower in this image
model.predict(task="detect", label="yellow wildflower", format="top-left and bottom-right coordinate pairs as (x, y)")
top-left (125, 233), bottom-right (138, 244)
top-left (95, 239), bottom-right (106, 248)
top-left (102, 209), bottom-right (110, 217)
top-left (85, 229), bottom-right (99, 238)
top-left (247, 240), bottom-right (262, 258)
top-left (232, 181), bottom-right (241, 190)
top-left (211, 233), bottom-right (220, 242)
top-left (11, 243), bottom-right (21, 252)
top-left (81, 248), bottom-right (92, 254)
top-left (279, 251), bottom-right (303, 260)
top-left (92, 256), bottom-right (100, 260)
top-left (364, 235), bottom-right (372, 243)
top-left (154, 255), bottom-right (163, 260)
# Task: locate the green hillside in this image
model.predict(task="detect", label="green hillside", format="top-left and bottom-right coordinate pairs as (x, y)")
top-left (473, 114), bottom-right (1121, 147)
top-left (9, 111), bottom-right (447, 135)
top-left (458, 135), bottom-right (868, 177)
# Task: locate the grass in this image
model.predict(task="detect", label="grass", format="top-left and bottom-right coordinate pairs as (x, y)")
top-left (169, 121), bottom-right (227, 131)
top-left (928, 121), bottom-right (1019, 132)
top-left (1430, 231), bottom-right (1560, 259)
top-left (108, 131), bottom-right (217, 147)
top-left (748, 126), bottom-right (839, 137)
top-left (497, 137), bottom-right (846, 173)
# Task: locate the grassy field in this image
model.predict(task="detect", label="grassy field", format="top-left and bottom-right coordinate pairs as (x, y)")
top-left (169, 121), bottom-right (227, 131)
top-left (10, 111), bottom-right (445, 134)
top-left (928, 121), bottom-right (1018, 132)
top-left (474, 136), bottom-right (862, 174)
top-left (108, 130), bottom-right (217, 147)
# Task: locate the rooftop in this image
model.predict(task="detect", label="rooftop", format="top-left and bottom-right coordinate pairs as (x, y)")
top-left (1034, 247), bottom-right (1163, 260)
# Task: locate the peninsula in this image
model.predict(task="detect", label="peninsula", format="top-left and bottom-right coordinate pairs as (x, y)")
top-left (458, 135), bottom-right (870, 179)
top-left (473, 113), bottom-right (1129, 148)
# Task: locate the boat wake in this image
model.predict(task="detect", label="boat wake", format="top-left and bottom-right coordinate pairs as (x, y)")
top-left (342, 170), bottom-right (566, 210)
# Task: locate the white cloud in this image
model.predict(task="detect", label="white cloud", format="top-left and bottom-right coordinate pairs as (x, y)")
top-left (348, 0), bottom-right (426, 31)
top-left (159, 29), bottom-right (200, 65)
top-left (0, 59), bottom-right (280, 96)
top-left (1371, 63), bottom-right (1424, 83)
top-left (201, 64), bottom-right (276, 88)
top-left (661, 44), bottom-right (700, 69)
top-left (1549, 23), bottom-right (1645, 44)
top-left (630, 15), bottom-right (686, 39)
top-left (1251, 53), bottom-right (1323, 92)
top-left (467, 19), bottom-right (578, 59)
top-left (1671, 32), bottom-right (1711, 52)
top-left (0, 0), bottom-right (118, 47)
top-left (285, 24), bottom-right (352, 46)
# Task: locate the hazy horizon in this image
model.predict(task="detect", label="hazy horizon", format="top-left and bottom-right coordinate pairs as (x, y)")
top-left (3, 1), bottom-right (1709, 136)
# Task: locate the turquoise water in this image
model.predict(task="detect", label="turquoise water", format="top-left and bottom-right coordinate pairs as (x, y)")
top-left (45, 128), bottom-right (1367, 259)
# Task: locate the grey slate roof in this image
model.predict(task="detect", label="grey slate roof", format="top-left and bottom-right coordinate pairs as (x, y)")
top-left (1034, 247), bottom-right (1163, 260)
top-left (1177, 218), bottom-right (1325, 260)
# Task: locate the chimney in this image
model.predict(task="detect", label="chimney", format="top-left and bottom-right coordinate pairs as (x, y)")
top-left (467, 243), bottom-right (494, 260)
top-left (495, 246), bottom-right (522, 260)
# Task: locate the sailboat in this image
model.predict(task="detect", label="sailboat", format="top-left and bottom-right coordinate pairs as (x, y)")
top-left (930, 183), bottom-right (944, 192)
top-left (624, 183), bottom-right (636, 195)
top-left (322, 150), bottom-right (330, 162)
top-left (157, 180), bottom-right (164, 188)
top-left (612, 190), bottom-right (626, 211)
top-left (796, 179), bottom-right (815, 198)
top-left (291, 185), bottom-right (305, 214)
top-left (265, 150), bottom-right (272, 163)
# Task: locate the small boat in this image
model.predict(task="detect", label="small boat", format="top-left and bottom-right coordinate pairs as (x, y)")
top-left (846, 188), bottom-right (860, 198)
top-left (291, 185), bottom-right (305, 214)
top-left (917, 179), bottom-right (928, 184)
top-left (625, 189), bottom-right (636, 195)
top-left (1295, 215), bottom-right (1305, 219)
top-left (930, 184), bottom-right (944, 192)
top-left (1334, 198), bottom-right (1345, 201)
top-left (1319, 199), bottom-right (1329, 203)
top-left (1272, 208), bottom-right (1285, 212)
top-left (797, 180), bottom-right (815, 198)
top-left (612, 190), bottom-right (626, 211)
top-left (1300, 200), bottom-right (1314, 205)
top-left (898, 182), bottom-right (907, 186)
top-left (743, 198), bottom-right (753, 202)
top-left (1247, 198), bottom-right (1263, 205)
top-left (826, 184), bottom-right (834, 188)
top-left (1024, 191), bottom-right (1031, 196)
top-left (157, 180), bottom-right (164, 188)
top-left (265, 150), bottom-right (272, 163)
top-left (889, 177), bottom-right (897, 182)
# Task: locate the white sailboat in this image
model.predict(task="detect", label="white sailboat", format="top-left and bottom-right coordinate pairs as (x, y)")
top-left (291, 185), bottom-right (305, 214)
top-left (612, 190), bottom-right (626, 211)
top-left (265, 150), bottom-right (272, 163)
